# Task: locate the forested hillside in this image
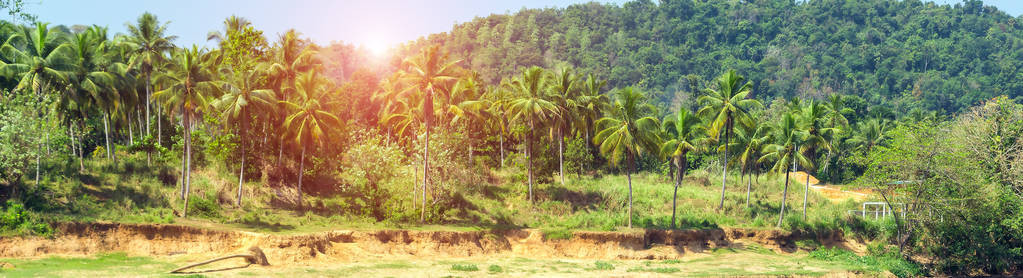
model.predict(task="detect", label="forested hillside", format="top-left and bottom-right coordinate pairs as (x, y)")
top-left (397, 0), bottom-right (1023, 114)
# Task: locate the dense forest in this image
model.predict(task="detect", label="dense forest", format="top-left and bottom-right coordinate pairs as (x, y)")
top-left (2, 0), bottom-right (1023, 275)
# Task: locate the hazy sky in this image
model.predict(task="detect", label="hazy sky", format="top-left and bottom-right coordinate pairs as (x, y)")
top-left (22, 0), bottom-right (1023, 50)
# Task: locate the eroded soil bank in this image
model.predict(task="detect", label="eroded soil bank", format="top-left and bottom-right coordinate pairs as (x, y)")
top-left (0, 222), bottom-right (850, 266)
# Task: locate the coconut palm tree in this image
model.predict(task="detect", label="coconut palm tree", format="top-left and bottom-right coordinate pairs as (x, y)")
top-left (506, 66), bottom-right (558, 203)
top-left (448, 73), bottom-right (489, 164)
top-left (214, 68), bottom-right (275, 207)
top-left (125, 12), bottom-right (176, 144)
top-left (732, 116), bottom-right (771, 208)
top-left (486, 78), bottom-right (516, 168)
top-left (797, 100), bottom-right (835, 219)
top-left (848, 118), bottom-right (887, 153)
top-left (153, 46), bottom-right (221, 217)
top-left (759, 113), bottom-right (811, 227)
top-left (261, 29), bottom-right (318, 165)
top-left (660, 109), bottom-right (703, 228)
top-left (398, 45), bottom-right (460, 222)
top-left (279, 70), bottom-right (341, 208)
top-left (697, 69), bottom-right (761, 210)
top-left (1, 22), bottom-right (76, 185)
top-left (594, 87), bottom-right (661, 228)
top-left (65, 26), bottom-right (118, 169)
top-left (819, 94), bottom-right (851, 179)
top-left (548, 67), bottom-right (579, 185)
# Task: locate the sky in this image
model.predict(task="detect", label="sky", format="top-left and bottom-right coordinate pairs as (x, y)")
top-left (20, 0), bottom-right (1023, 52)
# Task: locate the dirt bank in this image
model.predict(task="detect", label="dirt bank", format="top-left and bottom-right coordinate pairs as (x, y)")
top-left (0, 222), bottom-right (850, 266)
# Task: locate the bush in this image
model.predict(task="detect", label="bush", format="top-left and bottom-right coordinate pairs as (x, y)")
top-left (451, 264), bottom-right (478, 271)
top-left (0, 200), bottom-right (53, 237)
top-left (187, 192), bottom-right (221, 219)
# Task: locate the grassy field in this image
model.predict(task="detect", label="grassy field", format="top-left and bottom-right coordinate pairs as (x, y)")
top-left (0, 243), bottom-right (913, 277)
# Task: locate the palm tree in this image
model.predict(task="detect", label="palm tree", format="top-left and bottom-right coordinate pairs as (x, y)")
top-left (279, 70), bottom-right (342, 208)
top-left (506, 66), bottom-right (558, 203)
top-left (65, 26), bottom-right (118, 169)
top-left (796, 100), bottom-right (835, 219)
top-left (548, 67), bottom-right (579, 186)
top-left (448, 74), bottom-right (489, 164)
top-left (848, 118), bottom-right (887, 153)
top-left (153, 46), bottom-right (220, 217)
top-left (214, 68), bottom-right (275, 207)
top-left (1, 22), bottom-right (75, 185)
top-left (260, 29), bottom-right (317, 165)
top-left (820, 94), bottom-right (851, 178)
top-left (398, 45), bottom-right (460, 221)
top-left (660, 109), bottom-right (702, 228)
top-left (594, 87), bottom-right (661, 228)
top-left (758, 113), bottom-right (811, 227)
top-left (125, 12), bottom-right (177, 144)
top-left (486, 78), bottom-right (515, 168)
top-left (733, 118), bottom-right (771, 208)
top-left (697, 69), bottom-right (761, 210)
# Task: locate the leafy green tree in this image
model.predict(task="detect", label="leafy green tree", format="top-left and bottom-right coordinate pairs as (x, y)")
top-left (1, 22), bottom-right (75, 185)
top-left (660, 109), bottom-right (702, 228)
top-left (279, 70), bottom-right (342, 208)
top-left (698, 69), bottom-right (760, 210)
top-left (506, 66), bottom-right (557, 203)
top-left (594, 87), bottom-right (660, 228)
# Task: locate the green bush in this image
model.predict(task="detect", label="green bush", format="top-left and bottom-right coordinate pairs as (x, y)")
top-left (187, 192), bottom-right (221, 219)
top-left (0, 200), bottom-right (53, 237)
top-left (487, 265), bottom-right (503, 273)
top-left (593, 261), bottom-right (614, 270)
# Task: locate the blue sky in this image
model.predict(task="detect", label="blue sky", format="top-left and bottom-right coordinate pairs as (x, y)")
top-left (22, 0), bottom-right (1023, 50)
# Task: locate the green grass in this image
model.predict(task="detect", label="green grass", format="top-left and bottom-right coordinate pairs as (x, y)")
top-left (487, 264), bottom-right (503, 273)
top-left (593, 261), bottom-right (614, 270)
top-left (0, 253), bottom-right (176, 277)
top-left (450, 263), bottom-right (478, 271)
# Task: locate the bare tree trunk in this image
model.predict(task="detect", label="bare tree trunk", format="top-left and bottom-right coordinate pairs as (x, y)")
top-left (146, 76), bottom-right (151, 136)
top-left (803, 169), bottom-right (811, 220)
top-left (128, 113), bottom-right (134, 145)
top-left (626, 152), bottom-right (634, 229)
top-left (77, 122), bottom-right (84, 172)
top-left (718, 128), bottom-right (730, 210)
top-left (499, 131), bottom-right (505, 168)
top-left (297, 144), bottom-right (305, 208)
top-left (778, 168), bottom-right (791, 227)
top-left (559, 128), bottom-right (565, 186)
top-left (236, 115), bottom-right (247, 207)
top-left (421, 126), bottom-right (430, 222)
top-left (69, 125), bottom-right (76, 157)
top-left (183, 110), bottom-right (192, 217)
top-left (671, 155), bottom-right (684, 229)
top-left (745, 170), bottom-right (753, 208)
top-left (103, 112), bottom-right (112, 160)
top-left (527, 120), bottom-right (535, 203)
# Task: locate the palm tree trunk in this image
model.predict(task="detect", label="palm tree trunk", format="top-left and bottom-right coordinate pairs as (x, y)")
top-left (145, 76), bottom-right (151, 136)
top-left (718, 128), bottom-right (730, 210)
top-left (527, 120), bottom-right (535, 203)
top-left (745, 170), bottom-right (753, 208)
top-left (413, 160), bottom-right (418, 211)
top-left (626, 152), bottom-right (634, 229)
top-left (559, 128), bottom-right (565, 186)
top-left (499, 131), bottom-right (505, 168)
top-left (778, 169), bottom-right (791, 227)
top-left (128, 113), bottom-right (135, 145)
top-left (69, 125), bottom-right (76, 157)
top-left (297, 144), bottom-right (306, 208)
top-left (183, 110), bottom-right (192, 217)
top-left (236, 114), bottom-right (247, 207)
top-left (157, 105), bottom-right (162, 145)
top-left (803, 169), bottom-right (810, 220)
top-left (421, 125), bottom-right (430, 222)
top-left (671, 155), bottom-right (682, 229)
top-left (103, 112), bottom-right (112, 160)
top-left (77, 122), bottom-right (85, 172)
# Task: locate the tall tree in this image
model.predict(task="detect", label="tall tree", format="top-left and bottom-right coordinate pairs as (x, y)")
top-left (153, 46), bottom-right (220, 217)
top-left (1, 22), bottom-right (75, 185)
top-left (214, 68), bottom-right (274, 207)
top-left (660, 109), bottom-right (703, 228)
top-left (698, 69), bottom-right (760, 210)
top-left (506, 66), bottom-right (558, 203)
top-left (759, 113), bottom-right (810, 227)
top-left (125, 12), bottom-right (176, 144)
top-left (548, 67), bottom-right (579, 185)
top-left (594, 87), bottom-right (660, 228)
top-left (399, 45), bottom-right (460, 222)
top-left (279, 70), bottom-right (342, 208)
top-left (797, 100), bottom-right (834, 219)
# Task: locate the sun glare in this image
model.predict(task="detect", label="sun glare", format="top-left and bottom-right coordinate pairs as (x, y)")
top-left (363, 39), bottom-right (389, 57)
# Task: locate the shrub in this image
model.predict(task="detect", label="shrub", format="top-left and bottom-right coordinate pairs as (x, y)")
top-left (187, 192), bottom-right (221, 219)
top-left (0, 200), bottom-right (53, 237)
top-left (594, 261), bottom-right (614, 270)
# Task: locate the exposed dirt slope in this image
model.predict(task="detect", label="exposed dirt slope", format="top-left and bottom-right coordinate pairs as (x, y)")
top-left (0, 222), bottom-right (855, 267)
top-left (790, 171), bottom-right (873, 202)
